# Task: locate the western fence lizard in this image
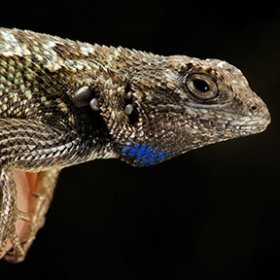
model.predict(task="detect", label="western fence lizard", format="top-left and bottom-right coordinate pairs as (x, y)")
top-left (0, 28), bottom-right (271, 262)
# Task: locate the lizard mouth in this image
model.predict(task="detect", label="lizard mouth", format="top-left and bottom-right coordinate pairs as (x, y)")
top-left (198, 110), bottom-right (271, 136)
top-left (233, 109), bottom-right (271, 134)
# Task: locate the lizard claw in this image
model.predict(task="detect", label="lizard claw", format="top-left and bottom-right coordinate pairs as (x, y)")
top-left (17, 209), bottom-right (30, 222)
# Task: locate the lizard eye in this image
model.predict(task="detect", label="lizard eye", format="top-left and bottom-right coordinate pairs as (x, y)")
top-left (185, 73), bottom-right (219, 101)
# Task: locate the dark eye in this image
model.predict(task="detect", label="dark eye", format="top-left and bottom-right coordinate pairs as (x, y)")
top-left (185, 73), bottom-right (219, 101)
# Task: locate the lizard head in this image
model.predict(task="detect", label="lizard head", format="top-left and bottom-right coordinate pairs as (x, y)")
top-left (98, 52), bottom-right (271, 166)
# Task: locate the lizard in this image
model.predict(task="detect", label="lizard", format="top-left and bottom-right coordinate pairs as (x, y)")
top-left (0, 28), bottom-right (270, 263)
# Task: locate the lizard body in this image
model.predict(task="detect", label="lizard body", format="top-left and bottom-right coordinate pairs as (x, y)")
top-left (0, 28), bottom-right (270, 262)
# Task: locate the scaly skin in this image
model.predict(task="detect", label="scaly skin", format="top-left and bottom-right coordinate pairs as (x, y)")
top-left (0, 28), bottom-right (270, 262)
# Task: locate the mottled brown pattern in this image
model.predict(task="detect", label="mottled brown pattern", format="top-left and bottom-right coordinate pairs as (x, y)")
top-left (0, 28), bottom-right (270, 262)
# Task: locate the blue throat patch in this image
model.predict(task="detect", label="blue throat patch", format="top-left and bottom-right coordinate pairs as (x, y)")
top-left (120, 143), bottom-right (171, 166)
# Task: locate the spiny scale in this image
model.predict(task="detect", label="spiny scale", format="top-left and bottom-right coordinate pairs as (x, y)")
top-left (0, 28), bottom-right (270, 262)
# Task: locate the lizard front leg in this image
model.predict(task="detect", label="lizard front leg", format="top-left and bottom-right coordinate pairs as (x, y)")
top-left (0, 167), bottom-right (19, 258)
top-left (3, 169), bottom-right (61, 263)
top-left (0, 118), bottom-right (88, 262)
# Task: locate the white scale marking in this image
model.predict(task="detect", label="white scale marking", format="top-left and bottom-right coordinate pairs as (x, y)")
top-left (0, 30), bottom-right (31, 57)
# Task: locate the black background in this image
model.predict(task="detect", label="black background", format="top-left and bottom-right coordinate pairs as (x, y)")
top-left (0, 1), bottom-right (279, 279)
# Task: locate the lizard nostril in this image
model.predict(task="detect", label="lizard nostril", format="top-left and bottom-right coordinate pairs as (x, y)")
top-left (250, 105), bottom-right (258, 112)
